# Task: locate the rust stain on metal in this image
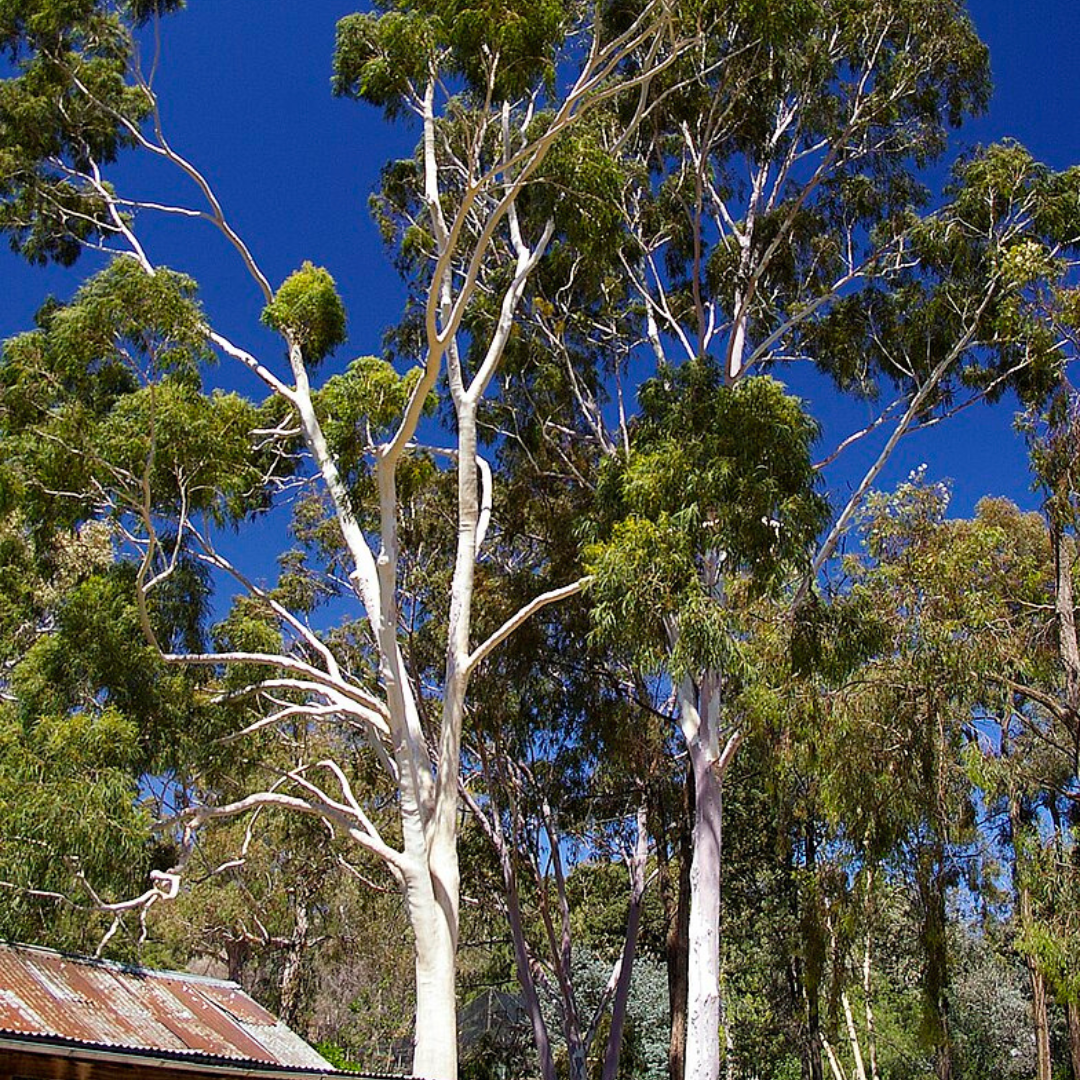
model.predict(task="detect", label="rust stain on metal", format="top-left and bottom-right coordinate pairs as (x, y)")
top-left (0, 943), bottom-right (329, 1069)
top-left (166, 981), bottom-right (277, 1063)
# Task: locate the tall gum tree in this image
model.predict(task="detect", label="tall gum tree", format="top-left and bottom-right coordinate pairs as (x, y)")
top-left (498, 7), bottom-right (1080, 1078)
top-left (5, 6), bottom-right (1080, 1080)
top-left (0, 2), bottom-right (698, 1076)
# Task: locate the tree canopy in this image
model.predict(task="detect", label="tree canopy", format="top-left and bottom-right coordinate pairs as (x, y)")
top-left (4, 4), bottom-right (1080, 1080)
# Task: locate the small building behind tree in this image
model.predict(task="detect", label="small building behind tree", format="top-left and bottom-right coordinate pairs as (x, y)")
top-left (0, 942), bottom-right (393, 1080)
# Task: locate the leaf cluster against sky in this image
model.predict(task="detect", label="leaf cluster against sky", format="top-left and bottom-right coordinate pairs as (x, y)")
top-left (1, 1), bottom-right (1078, 523)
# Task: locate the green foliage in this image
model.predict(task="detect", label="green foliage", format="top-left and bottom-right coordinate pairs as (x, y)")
top-left (536, 948), bottom-right (669, 1080)
top-left (0, 707), bottom-right (156, 950)
top-left (588, 363), bottom-right (828, 674)
top-left (950, 926), bottom-right (1038, 1080)
top-left (1023, 384), bottom-right (1080, 536)
top-left (2, 6), bottom-right (1076, 1080)
top-left (124, 0), bottom-right (184, 26)
top-left (313, 355), bottom-right (436, 504)
top-left (530, 117), bottom-right (629, 262)
top-left (262, 262), bottom-right (347, 366)
top-left (788, 588), bottom-right (890, 683)
top-left (333, 10), bottom-right (435, 115)
top-left (51, 258), bottom-right (210, 376)
top-left (807, 142), bottom-right (1080, 413)
top-left (312, 1042), bottom-right (364, 1072)
top-left (0, 0), bottom-right (183, 263)
top-left (0, 512), bottom-right (206, 955)
top-left (0, 258), bottom-right (287, 532)
top-left (333, 0), bottom-right (568, 110)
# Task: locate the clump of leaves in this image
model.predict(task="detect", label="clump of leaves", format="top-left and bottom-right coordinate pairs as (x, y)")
top-left (587, 361), bottom-right (829, 673)
top-left (262, 262), bottom-right (347, 365)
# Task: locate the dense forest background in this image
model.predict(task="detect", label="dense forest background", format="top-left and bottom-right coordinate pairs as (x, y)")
top-left (3, 3), bottom-right (1080, 1080)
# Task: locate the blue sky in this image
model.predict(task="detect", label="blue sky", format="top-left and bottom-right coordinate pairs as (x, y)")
top-left (2, 0), bottom-right (1078, 528)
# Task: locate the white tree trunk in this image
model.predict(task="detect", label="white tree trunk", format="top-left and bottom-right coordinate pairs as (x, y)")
top-left (408, 872), bottom-right (459, 1080)
top-left (398, 760), bottom-right (459, 1080)
top-left (841, 991), bottom-right (868, 1080)
top-left (675, 663), bottom-right (742, 1080)
top-left (863, 927), bottom-right (880, 1080)
top-left (684, 734), bottom-right (723, 1080)
top-left (98, 19), bottom-right (687, 1080)
top-left (822, 1035), bottom-right (848, 1080)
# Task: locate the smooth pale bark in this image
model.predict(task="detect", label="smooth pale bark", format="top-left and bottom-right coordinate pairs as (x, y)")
top-left (676, 663), bottom-right (742, 1080)
top-left (278, 19), bottom-right (683, 1070)
top-left (398, 763), bottom-right (459, 1079)
top-left (377, 538), bottom-right (459, 1079)
top-left (74, 11), bottom-right (689, 1077)
top-left (407, 867), bottom-right (459, 1080)
top-left (684, 735), bottom-right (723, 1080)
top-left (840, 992), bottom-right (868, 1080)
top-left (821, 1035), bottom-right (848, 1080)
top-left (862, 929), bottom-right (881, 1080)
top-left (1054, 530), bottom-right (1080, 738)
top-left (281, 320), bottom-right (467, 1080)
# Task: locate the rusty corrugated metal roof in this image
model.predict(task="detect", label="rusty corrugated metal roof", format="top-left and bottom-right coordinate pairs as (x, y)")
top-left (0, 942), bottom-right (333, 1071)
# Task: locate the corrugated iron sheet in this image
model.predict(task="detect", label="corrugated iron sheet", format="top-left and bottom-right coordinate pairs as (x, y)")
top-left (257, 1022), bottom-right (345, 1072)
top-left (0, 943), bottom-right (332, 1070)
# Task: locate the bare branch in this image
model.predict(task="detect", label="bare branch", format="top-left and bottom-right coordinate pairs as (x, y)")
top-left (466, 577), bottom-right (591, 676)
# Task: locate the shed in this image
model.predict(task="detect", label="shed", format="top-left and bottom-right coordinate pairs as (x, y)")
top-left (0, 942), bottom-right (392, 1080)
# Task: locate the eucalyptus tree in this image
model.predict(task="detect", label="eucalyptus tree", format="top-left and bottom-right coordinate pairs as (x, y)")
top-left (984, 385), bottom-right (1080, 1080)
top-left (0, 2), bottom-right (697, 1076)
top-left (585, 364), bottom-right (830, 1080)
top-left (0, 510), bottom-right (205, 954)
top-left (581, 135), bottom-right (1080, 1080)
top-left (463, 751), bottom-right (651, 1080)
top-left (821, 477), bottom-right (996, 1080)
top-left (824, 476), bottom-right (1080, 1080)
top-left (461, 678), bottom-right (656, 1080)
top-left (478, 5), bottom-right (1080, 1076)
top-left (327, 2), bottom-right (1080, 1073)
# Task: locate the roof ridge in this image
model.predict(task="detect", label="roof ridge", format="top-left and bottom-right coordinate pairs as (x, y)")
top-left (0, 942), bottom-right (242, 990)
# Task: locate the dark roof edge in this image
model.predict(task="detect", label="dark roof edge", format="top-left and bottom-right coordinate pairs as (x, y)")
top-left (0, 1032), bottom-right (407, 1080)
